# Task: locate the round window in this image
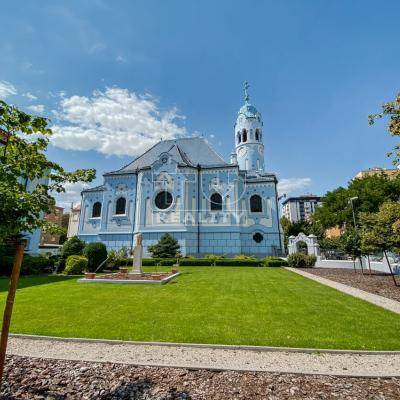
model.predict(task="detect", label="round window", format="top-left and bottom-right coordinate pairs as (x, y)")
top-left (155, 191), bottom-right (173, 210)
top-left (253, 232), bottom-right (263, 243)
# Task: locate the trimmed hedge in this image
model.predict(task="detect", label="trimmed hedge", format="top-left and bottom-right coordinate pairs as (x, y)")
top-left (0, 255), bottom-right (54, 276)
top-left (179, 259), bottom-right (213, 266)
top-left (65, 255), bottom-right (88, 275)
top-left (121, 257), bottom-right (287, 268)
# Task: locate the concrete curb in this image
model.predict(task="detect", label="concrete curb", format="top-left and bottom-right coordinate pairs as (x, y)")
top-left (77, 272), bottom-right (180, 285)
top-left (285, 267), bottom-right (400, 315)
top-left (9, 333), bottom-right (400, 355)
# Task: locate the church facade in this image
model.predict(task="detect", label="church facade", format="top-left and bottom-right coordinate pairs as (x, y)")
top-left (77, 84), bottom-right (283, 257)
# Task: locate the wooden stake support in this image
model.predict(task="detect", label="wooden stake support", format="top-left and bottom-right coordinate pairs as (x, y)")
top-left (0, 241), bottom-right (25, 386)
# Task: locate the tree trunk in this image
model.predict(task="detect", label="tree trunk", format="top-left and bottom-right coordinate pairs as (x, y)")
top-left (352, 257), bottom-right (356, 273)
top-left (384, 251), bottom-right (398, 287)
top-left (367, 255), bottom-right (372, 275)
top-left (359, 256), bottom-right (364, 275)
top-left (0, 241), bottom-right (25, 386)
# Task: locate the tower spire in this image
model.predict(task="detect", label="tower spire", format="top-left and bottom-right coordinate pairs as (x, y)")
top-left (243, 80), bottom-right (250, 103)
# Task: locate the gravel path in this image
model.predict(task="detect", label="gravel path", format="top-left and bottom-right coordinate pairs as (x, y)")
top-left (6, 336), bottom-right (400, 377)
top-left (2, 355), bottom-right (400, 399)
top-left (299, 267), bottom-right (400, 302)
top-left (286, 267), bottom-right (400, 315)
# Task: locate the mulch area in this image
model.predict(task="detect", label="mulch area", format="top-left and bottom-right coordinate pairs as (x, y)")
top-left (97, 272), bottom-right (174, 281)
top-left (1, 355), bottom-right (400, 399)
top-left (300, 268), bottom-right (400, 302)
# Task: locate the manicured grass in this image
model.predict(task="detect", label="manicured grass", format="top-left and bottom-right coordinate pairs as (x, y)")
top-left (1, 267), bottom-right (400, 350)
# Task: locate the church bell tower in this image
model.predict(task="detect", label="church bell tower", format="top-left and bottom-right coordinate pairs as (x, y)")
top-left (234, 81), bottom-right (265, 173)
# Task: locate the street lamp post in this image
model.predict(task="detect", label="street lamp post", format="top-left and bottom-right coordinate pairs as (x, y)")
top-left (348, 196), bottom-right (363, 274)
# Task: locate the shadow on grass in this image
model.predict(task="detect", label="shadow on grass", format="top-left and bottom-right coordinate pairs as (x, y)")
top-left (0, 275), bottom-right (77, 293)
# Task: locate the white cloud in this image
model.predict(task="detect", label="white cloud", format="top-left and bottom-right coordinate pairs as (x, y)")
top-left (278, 178), bottom-right (312, 194)
top-left (28, 104), bottom-right (45, 114)
top-left (0, 80), bottom-right (17, 98)
top-left (53, 181), bottom-right (89, 210)
top-left (51, 87), bottom-right (187, 157)
top-left (23, 92), bottom-right (38, 100)
top-left (116, 55), bottom-right (127, 63)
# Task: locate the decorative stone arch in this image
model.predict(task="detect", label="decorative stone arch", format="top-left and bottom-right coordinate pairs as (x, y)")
top-left (288, 232), bottom-right (320, 257)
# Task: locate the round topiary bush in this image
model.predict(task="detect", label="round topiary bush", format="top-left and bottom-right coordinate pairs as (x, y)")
top-left (56, 236), bottom-right (86, 272)
top-left (83, 242), bottom-right (108, 272)
top-left (65, 255), bottom-right (88, 275)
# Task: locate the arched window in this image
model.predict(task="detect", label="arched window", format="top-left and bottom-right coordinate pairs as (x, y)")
top-left (242, 129), bottom-right (247, 142)
top-left (210, 193), bottom-right (222, 211)
top-left (255, 129), bottom-right (260, 141)
top-left (250, 194), bottom-right (262, 212)
top-left (92, 202), bottom-right (102, 218)
top-left (237, 132), bottom-right (241, 143)
top-left (115, 197), bottom-right (126, 215)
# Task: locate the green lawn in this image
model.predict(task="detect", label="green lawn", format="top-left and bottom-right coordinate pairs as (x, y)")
top-left (1, 267), bottom-right (400, 350)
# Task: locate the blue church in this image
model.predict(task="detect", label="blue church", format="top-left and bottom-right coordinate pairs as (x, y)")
top-left (78, 83), bottom-right (283, 257)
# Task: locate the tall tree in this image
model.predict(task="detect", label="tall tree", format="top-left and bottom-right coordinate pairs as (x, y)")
top-left (313, 174), bottom-right (400, 229)
top-left (360, 202), bottom-right (400, 286)
top-left (0, 100), bottom-right (95, 384)
top-left (0, 100), bottom-right (95, 240)
top-left (369, 93), bottom-right (400, 165)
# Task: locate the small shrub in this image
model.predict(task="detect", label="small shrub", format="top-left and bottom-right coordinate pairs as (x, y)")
top-left (287, 253), bottom-right (316, 268)
top-left (263, 257), bottom-right (287, 267)
top-left (83, 242), bottom-right (107, 272)
top-left (306, 254), bottom-right (317, 267)
top-left (234, 254), bottom-right (256, 261)
top-left (57, 236), bottom-right (86, 271)
top-left (65, 255), bottom-right (88, 275)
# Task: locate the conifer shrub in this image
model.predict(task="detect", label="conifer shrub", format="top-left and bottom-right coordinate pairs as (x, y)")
top-left (83, 242), bottom-right (107, 272)
top-left (148, 233), bottom-right (180, 258)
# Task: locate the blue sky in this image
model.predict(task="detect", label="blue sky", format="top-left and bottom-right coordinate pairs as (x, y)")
top-left (1, 0), bottom-right (399, 208)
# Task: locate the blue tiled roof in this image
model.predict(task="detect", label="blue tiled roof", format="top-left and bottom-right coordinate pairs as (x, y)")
top-left (107, 137), bottom-right (229, 174)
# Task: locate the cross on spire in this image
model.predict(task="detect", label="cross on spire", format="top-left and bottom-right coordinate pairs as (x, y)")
top-left (243, 81), bottom-right (250, 103)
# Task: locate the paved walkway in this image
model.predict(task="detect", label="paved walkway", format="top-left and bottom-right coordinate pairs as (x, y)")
top-left (7, 335), bottom-right (400, 377)
top-left (286, 267), bottom-right (400, 315)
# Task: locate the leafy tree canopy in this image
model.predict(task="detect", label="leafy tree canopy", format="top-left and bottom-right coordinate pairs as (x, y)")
top-left (312, 174), bottom-right (400, 229)
top-left (0, 100), bottom-right (95, 242)
top-left (369, 93), bottom-right (400, 165)
top-left (360, 201), bottom-right (400, 254)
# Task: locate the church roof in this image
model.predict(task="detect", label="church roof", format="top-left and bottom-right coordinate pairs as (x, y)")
top-left (238, 103), bottom-right (259, 118)
top-left (106, 137), bottom-right (229, 175)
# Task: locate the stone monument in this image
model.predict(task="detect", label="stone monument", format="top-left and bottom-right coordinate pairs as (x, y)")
top-left (132, 234), bottom-right (143, 274)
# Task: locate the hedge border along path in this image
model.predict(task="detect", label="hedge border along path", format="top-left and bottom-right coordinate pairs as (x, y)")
top-left (286, 267), bottom-right (400, 315)
top-left (7, 335), bottom-right (400, 377)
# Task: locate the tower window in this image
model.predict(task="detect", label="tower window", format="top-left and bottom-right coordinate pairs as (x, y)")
top-left (92, 202), bottom-right (102, 218)
top-left (237, 132), bottom-right (241, 143)
top-left (210, 193), bottom-right (222, 211)
top-left (242, 129), bottom-right (247, 142)
top-left (255, 129), bottom-right (260, 141)
top-left (115, 197), bottom-right (126, 215)
top-left (250, 194), bottom-right (262, 212)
